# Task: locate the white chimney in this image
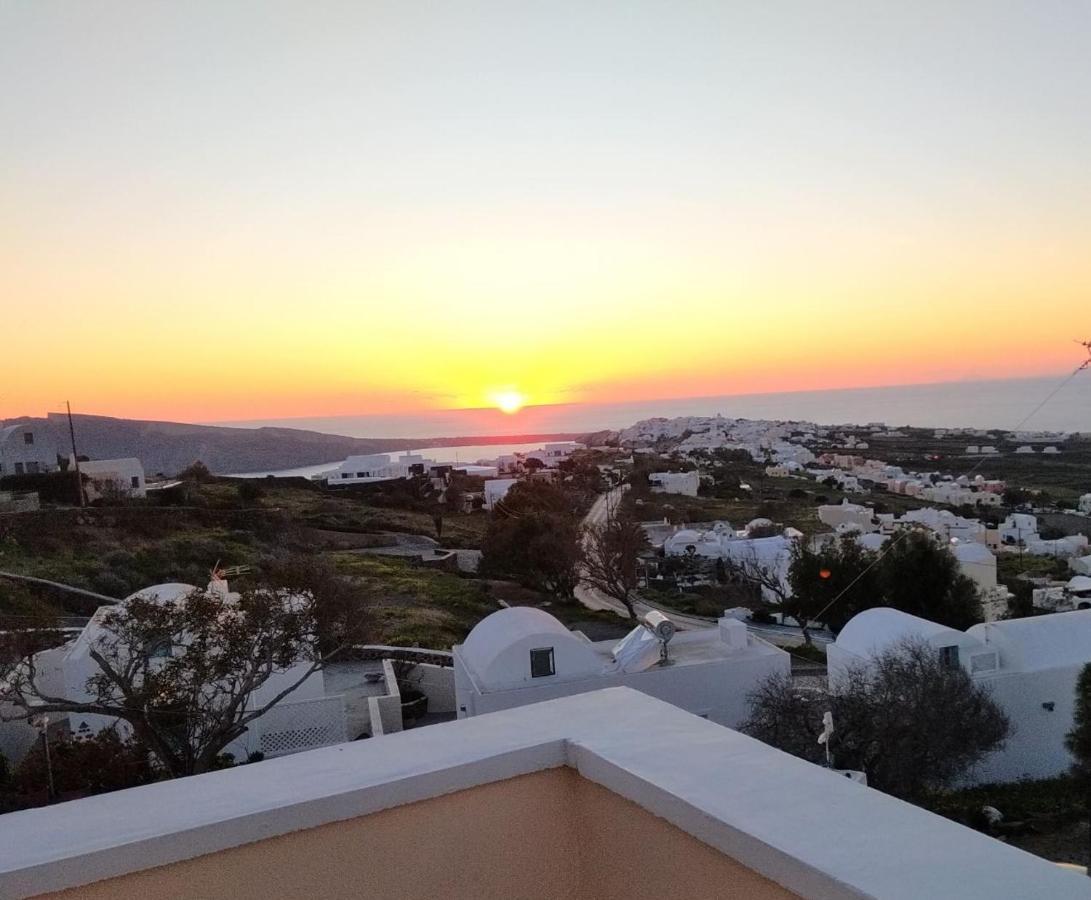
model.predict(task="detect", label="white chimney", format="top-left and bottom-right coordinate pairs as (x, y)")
top-left (718, 617), bottom-right (748, 651)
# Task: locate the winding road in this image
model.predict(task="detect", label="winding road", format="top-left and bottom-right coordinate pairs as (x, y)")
top-left (575, 487), bottom-right (832, 648)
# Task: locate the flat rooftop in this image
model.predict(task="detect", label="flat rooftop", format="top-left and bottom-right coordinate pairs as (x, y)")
top-left (585, 627), bottom-right (780, 667)
top-left (1, 688), bottom-right (1085, 899)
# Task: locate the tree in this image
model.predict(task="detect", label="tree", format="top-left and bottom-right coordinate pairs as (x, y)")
top-left (581, 509), bottom-right (650, 618)
top-left (787, 536), bottom-right (882, 635)
top-left (1065, 662), bottom-right (1091, 872)
top-left (480, 481), bottom-right (583, 599)
top-left (2, 562), bottom-right (371, 777)
top-left (743, 639), bottom-right (1009, 802)
top-left (878, 530), bottom-right (982, 629)
top-left (14, 729), bottom-right (159, 800)
top-left (236, 479), bottom-right (263, 508)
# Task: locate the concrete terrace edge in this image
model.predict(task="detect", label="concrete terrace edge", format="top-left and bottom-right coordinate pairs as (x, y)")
top-left (0, 688), bottom-right (1087, 900)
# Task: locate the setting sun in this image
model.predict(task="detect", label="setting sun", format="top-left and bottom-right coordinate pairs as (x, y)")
top-left (492, 391), bottom-right (526, 415)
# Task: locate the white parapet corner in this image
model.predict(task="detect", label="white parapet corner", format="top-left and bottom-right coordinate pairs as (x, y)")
top-left (0, 688), bottom-right (1087, 900)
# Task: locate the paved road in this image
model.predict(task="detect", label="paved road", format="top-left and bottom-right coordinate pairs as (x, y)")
top-left (574, 489), bottom-right (832, 648)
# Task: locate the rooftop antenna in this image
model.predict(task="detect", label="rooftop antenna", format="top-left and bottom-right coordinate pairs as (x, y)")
top-left (817, 711), bottom-right (835, 767)
top-left (65, 401), bottom-right (85, 508)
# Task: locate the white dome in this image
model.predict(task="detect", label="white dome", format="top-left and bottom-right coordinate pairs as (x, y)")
top-left (835, 608), bottom-right (964, 656)
top-left (123, 583), bottom-right (200, 605)
top-left (459, 607), bottom-right (600, 690)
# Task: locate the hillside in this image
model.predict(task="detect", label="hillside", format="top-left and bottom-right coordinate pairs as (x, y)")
top-left (1, 413), bottom-right (583, 477)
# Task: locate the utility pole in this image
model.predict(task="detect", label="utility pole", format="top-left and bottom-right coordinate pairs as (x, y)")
top-left (66, 401), bottom-right (84, 508)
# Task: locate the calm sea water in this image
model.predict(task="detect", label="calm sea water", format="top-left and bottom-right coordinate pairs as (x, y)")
top-left (219, 375), bottom-right (1091, 450)
top-left (230, 442), bottom-right (552, 479)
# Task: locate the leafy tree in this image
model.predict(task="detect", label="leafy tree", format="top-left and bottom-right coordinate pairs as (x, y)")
top-left (177, 461), bottom-right (213, 483)
top-left (236, 479), bottom-right (263, 507)
top-left (480, 481), bottom-right (583, 599)
top-left (2, 563), bottom-right (370, 777)
top-left (743, 639), bottom-right (1009, 801)
top-left (1066, 662), bottom-right (1091, 871)
top-left (581, 508), bottom-right (650, 618)
top-left (787, 536), bottom-right (882, 635)
top-left (14, 729), bottom-right (159, 800)
top-left (878, 530), bottom-right (981, 629)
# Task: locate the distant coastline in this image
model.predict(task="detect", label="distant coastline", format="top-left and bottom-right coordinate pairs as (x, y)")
top-left (214, 374), bottom-right (1091, 439)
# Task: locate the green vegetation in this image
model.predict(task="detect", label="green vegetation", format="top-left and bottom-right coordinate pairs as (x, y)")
top-left (786, 531), bottom-right (981, 635)
top-left (330, 554), bottom-right (497, 648)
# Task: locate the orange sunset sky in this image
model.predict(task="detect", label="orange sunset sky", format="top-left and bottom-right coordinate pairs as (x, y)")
top-left (2, 2), bottom-right (1089, 424)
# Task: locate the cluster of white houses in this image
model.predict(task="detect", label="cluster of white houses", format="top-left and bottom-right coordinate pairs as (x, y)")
top-left (324, 442), bottom-right (585, 511)
top-left (829, 606), bottom-right (1091, 784)
top-left (0, 421), bottom-right (147, 500)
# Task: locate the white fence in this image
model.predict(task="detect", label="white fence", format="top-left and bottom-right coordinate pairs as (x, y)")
top-left (250, 695), bottom-right (347, 759)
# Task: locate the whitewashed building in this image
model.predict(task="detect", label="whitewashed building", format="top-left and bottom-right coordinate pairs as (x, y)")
top-left (328, 452), bottom-right (435, 485)
top-left (453, 607), bottom-right (788, 727)
top-left (0, 423), bottom-right (59, 477)
top-left (818, 500), bottom-right (877, 533)
top-left (76, 457), bottom-right (146, 499)
top-left (0, 580), bottom-right (439, 765)
top-left (648, 470), bottom-right (700, 497)
top-left (829, 607), bottom-right (1091, 783)
top-left (483, 477), bottom-right (519, 511)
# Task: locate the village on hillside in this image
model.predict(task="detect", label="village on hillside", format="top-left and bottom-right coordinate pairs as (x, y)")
top-left (3, 412), bottom-right (1091, 877)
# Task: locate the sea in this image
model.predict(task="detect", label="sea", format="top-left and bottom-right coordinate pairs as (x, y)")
top-left (221, 375), bottom-right (1091, 478)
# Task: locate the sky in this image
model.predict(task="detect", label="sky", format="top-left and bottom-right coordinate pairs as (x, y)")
top-left (2, 1), bottom-right (1090, 424)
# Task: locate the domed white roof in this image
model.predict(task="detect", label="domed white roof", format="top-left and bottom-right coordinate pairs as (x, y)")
top-left (461, 607), bottom-right (572, 675)
top-left (951, 542), bottom-right (994, 564)
top-left (123, 583), bottom-right (200, 605)
top-left (835, 608), bottom-right (964, 656)
top-left (459, 606), bottom-right (602, 690)
top-left (669, 529), bottom-right (707, 546)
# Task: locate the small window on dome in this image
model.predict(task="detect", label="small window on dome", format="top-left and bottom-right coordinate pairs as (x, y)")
top-left (530, 647), bottom-right (555, 678)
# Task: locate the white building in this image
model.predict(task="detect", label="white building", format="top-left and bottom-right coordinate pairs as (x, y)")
top-left (76, 457), bottom-right (146, 500)
top-left (663, 525), bottom-right (796, 601)
top-left (648, 470), bottom-right (700, 497)
top-left (0, 423), bottom-right (59, 477)
top-left (1070, 553), bottom-right (1091, 576)
top-left (483, 477), bottom-right (519, 511)
top-left (535, 442), bottom-right (581, 466)
top-left (1025, 534), bottom-right (1089, 559)
top-left (950, 541), bottom-right (998, 592)
top-left (4, 688), bottom-right (1085, 900)
top-left (1000, 513), bottom-right (1039, 545)
top-left (0, 580), bottom-right (444, 765)
top-left (328, 452), bottom-right (435, 485)
top-left (829, 607), bottom-right (1091, 783)
top-left (817, 500), bottom-right (877, 533)
top-left (453, 606), bottom-right (788, 728)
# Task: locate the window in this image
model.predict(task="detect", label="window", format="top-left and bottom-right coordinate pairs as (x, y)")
top-left (23, 432), bottom-right (33, 445)
top-left (14, 462), bottom-right (24, 475)
top-left (26, 462), bottom-right (39, 474)
top-left (530, 647), bottom-right (555, 678)
top-left (131, 476), bottom-right (140, 488)
top-left (939, 645), bottom-right (960, 669)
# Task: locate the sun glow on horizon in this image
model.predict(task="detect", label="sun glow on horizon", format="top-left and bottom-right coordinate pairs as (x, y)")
top-left (492, 391), bottom-right (527, 415)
